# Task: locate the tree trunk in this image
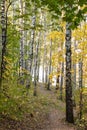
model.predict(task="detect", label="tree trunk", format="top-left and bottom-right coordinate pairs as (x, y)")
top-left (33, 28), bottom-right (41, 95)
top-left (42, 13), bottom-right (47, 84)
top-left (65, 22), bottom-right (74, 123)
top-left (42, 55), bottom-right (45, 83)
top-left (36, 31), bottom-right (41, 82)
top-left (19, 0), bottom-right (24, 77)
top-left (79, 60), bottom-right (83, 119)
top-left (0, 0), bottom-right (6, 87)
top-left (71, 40), bottom-right (77, 107)
top-left (59, 62), bottom-right (64, 100)
top-left (33, 39), bottom-right (39, 96)
top-left (29, 7), bottom-right (36, 75)
top-left (47, 39), bottom-right (52, 90)
top-left (72, 40), bottom-right (77, 89)
top-left (56, 76), bottom-right (59, 90)
top-left (24, 1), bottom-right (28, 71)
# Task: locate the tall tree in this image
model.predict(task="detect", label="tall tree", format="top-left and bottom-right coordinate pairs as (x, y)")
top-left (59, 62), bottom-right (64, 100)
top-left (40, 0), bottom-right (87, 123)
top-left (0, 0), bottom-right (7, 87)
top-left (65, 22), bottom-right (74, 123)
top-left (19, 0), bottom-right (24, 77)
top-left (29, 4), bottom-right (36, 75)
top-left (47, 38), bottom-right (52, 90)
top-left (79, 59), bottom-right (83, 119)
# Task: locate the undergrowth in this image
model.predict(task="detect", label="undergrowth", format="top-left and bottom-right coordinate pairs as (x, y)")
top-left (0, 80), bottom-right (53, 121)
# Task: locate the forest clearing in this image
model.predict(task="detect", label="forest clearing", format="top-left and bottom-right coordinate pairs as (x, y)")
top-left (0, 0), bottom-right (87, 130)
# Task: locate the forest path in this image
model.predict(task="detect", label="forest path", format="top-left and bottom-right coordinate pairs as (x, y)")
top-left (0, 83), bottom-right (76, 130)
top-left (37, 83), bottom-right (76, 130)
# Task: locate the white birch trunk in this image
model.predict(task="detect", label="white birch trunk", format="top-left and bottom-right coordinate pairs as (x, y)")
top-left (29, 6), bottom-right (36, 75)
top-left (47, 39), bottom-right (52, 90)
top-left (59, 62), bottom-right (64, 100)
top-left (19, 0), bottom-right (24, 77)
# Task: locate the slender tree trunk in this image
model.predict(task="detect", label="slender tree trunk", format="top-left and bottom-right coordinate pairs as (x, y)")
top-left (42, 55), bottom-right (45, 83)
top-left (79, 61), bottom-right (83, 88)
top-left (24, 1), bottom-right (28, 71)
top-left (33, 40), bottom-right (39, 96)
top-left (29, 7), bottom-right (36, 75)
top-left (59, 62), bottom-right (64, 100)
top-left (56, 70), bottom-right (60, 90)
top-left (33, 46), bottom-right (37, 96)
top-left (33, 10), bottom-right (42, 93)
top-left (72, 40), bottom-right (77, 89)
top-left (45, 47), bottom-right (48, 85)
top-left (71, 40), bottom-right (77, 107)
top-left (37, 12), bottom-right (42, 82)
top-left (36, 32), bottom-right (41, 82)
top-left (42, 13), bottom-right (47, 83)
top-left (73, 64), bottom-right (76, 88)
top-left (59, 42), bottom-right (64, 100)
top-left (19, 0), bottom-right (24, 78)
top-left (65, 22), bottom-right (74, 123)
top-left (79, 60), bottom-right (83, 119)
top-left (24, 31), bottom-right (28, 70)
top-left (0, 0), bottom-right (6, 87)
top-left (56, 44), bottom-right (61, 90)
top-left (37, 37), bottom-right (41, 82)
top-left (47, 39), bottom-right (52, 90)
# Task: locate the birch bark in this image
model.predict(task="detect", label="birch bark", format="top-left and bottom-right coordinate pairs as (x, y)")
top-left (47, 39), bottom-right (52, 90)
top-left (0, 0), bottom-right (6, 87)
top-left (65, 22), bottom-right (74, 123)
top-left (29, 6), bottom-right (36, 75)
top-left (59, 62), bottom-right (64, 100)
top-left (19, 0), bottom-right (24, 77)
top-left (79, 60), bottom-right (83, 119)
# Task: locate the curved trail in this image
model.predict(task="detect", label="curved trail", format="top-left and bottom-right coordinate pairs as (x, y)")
top-left (37, 83), bottom-right (76, 130)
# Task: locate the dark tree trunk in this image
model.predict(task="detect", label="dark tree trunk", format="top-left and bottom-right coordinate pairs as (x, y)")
top-left (56, 74), bottom-right (59, 90)
top-left (0, 0), bottom-right (6, 87)
top-left (65, 22), bottom-right (74, 123)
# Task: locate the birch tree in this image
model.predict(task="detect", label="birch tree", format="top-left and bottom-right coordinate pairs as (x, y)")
top-left (65, 22), bottom-right (74, 123)
top-left (29, 4), bottom-right (36, 75)
top-left (47, 39), bottom-right (52, 90)
top-left (59, 62), bottom-right (64, 100)
top-left (19, 0), bottom-right (24, 78)
top-left (0, 0), bottom-right (6, 86)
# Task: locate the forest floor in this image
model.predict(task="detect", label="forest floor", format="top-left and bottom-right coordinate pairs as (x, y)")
top-left (0, 83), bottom-right (76, 130)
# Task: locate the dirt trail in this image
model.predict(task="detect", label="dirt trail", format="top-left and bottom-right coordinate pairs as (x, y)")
top-left (0, 83), bottom-right (76, 130)
top-left (37, 83), bottom-right (76, 130)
